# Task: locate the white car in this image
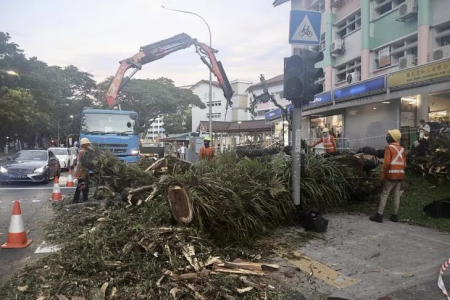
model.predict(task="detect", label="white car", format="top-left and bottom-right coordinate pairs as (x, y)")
top-left (48, 147), bottom-right (71, 170)
top-left (68, 147), bottom-right (78, 168)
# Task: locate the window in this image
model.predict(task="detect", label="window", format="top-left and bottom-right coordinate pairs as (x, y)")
top-left (335, 58), bottom-right (361, 83)
top-left (374, 34), bottom-right (417, 69)
top-left (206, 101), bottom-right (222, 107)
top-left (335, 9), bottom-right (361, 38)
top-left (312, 33), bottom-right (326, 52)
top-left (373, 0), bottom-right (406, 18)
top-left (310, 0), bottom-right (325, 12)
top-left (206, 113), bottom-right (222, 119)
top-left (434, 22), bottom-right (450, 47)
top-left (257, 110), bottom-right (269, 117)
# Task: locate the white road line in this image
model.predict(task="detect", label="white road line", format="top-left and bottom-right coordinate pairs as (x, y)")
top-left (0, 187), bottom-right (76, 190)
top-left (32, 199), bottom-right (41, 202)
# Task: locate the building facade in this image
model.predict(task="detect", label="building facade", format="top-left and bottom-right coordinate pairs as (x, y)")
top-left (190, 79), bottom-right (252, 132)
top-left (145, 115), bottom-right (165, 141)
top-left (266, 0), bottom-right (450, 150)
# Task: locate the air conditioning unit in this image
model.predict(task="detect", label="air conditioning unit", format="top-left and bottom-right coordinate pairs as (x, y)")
top-left (397, 0), bottom-right (418, 22)
top-left (330, 0), bottom-right (345, 8)
top-left (346, 71), bottom-right (360, 84)
top-left (398, 54), bottom-right (416, 70)
top-left (429, 45), bottom-right (450, 62)
top-left (331, 39), bottom-right (344, 54)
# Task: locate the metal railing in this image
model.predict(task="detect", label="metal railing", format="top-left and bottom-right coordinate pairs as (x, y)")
top-left (305, 138), bottom-right (350, 153)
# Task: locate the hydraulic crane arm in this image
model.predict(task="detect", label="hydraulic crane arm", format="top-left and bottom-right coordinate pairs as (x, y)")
top-left (105, 33), bottom-right (234, 108)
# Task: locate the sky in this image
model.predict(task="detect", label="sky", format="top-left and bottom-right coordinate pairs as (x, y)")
top-left (1, 0), bottom-right (292, 87)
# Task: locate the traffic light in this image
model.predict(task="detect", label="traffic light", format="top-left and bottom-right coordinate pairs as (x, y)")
top-left (303, 49), bottom-right (324, 101)
top-left (283, 49), bottom-right (324, 107)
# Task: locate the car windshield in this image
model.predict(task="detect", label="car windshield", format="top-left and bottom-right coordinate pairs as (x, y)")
top-left (81, 113), bottom-right (137, 134)
top-left (12, 151), bottom-right (47, 161)
top-left (49, 148), bottom-right (68, 155)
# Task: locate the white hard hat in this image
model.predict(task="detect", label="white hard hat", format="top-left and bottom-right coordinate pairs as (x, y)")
top-left (322, 128), bottom-right (329, 133)
top-left (80, 138), bottom-right (91, 145)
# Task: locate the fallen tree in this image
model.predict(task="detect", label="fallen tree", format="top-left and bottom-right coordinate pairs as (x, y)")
top-left (0, 148), bottom-right (379, 299)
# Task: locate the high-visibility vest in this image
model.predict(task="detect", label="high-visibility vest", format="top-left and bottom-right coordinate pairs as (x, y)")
top-left (387, 142), bottom-right (405, 180)
top-left (323, 136), bottom-right (336, 152)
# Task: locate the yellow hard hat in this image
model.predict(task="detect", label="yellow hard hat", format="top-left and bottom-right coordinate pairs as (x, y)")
top-left (388, 129), bottom-right (402, 142)
top-left (322, 128), bottom-right (329, 133)
top-left (80, 138), bottom-right (91, 145)
top-left (204, 137), bottom-right (211, 142)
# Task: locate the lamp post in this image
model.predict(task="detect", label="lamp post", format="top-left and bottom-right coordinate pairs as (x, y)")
top-left (237, 121), bottom-right (242, 145)
top-left (161, 5), bottom-right (213, 140)
top-left (5, 136), bottom-right (9, 154)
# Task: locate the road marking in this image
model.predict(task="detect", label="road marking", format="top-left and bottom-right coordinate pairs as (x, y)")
top-left (32, 199), bottom-right (41, 202)
top-left (59, 176), bottom-right (68, 185)
top-left (0, 187), bottom-right (75, 190)
top-left (35, 241), bottom-right (60, 253)
top-left (277, 249), bottom-right (359, 289)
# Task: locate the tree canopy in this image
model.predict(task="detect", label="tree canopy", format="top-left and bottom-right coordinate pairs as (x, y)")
top-left (0, 32), bottom-right (204, 150)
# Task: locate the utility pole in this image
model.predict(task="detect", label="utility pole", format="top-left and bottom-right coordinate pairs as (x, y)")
top-left (284, 49), bottom-right (324, 206)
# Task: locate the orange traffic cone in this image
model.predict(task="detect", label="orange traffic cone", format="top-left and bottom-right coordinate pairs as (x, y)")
top-left (66, 168), bottom-right (74, 187)
top-left (50, 176), bottom-right (63, 201)
top-left (2, 200), bottom-right (33, 249)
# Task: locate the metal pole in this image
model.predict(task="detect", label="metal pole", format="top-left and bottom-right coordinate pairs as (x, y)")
top-left (291, 107), bottom-right (302, 206)
top-left (161, 6), bottom-right (213, 139)
top-left (57, 119), bottom-right (60, 147)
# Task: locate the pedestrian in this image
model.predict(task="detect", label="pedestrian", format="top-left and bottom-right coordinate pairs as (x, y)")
top-left (418, 119), bottom-right (430, 140)
top-left (370, 129), bottom-right (406, 223)
top-left (310, 128), bottom-right (337, 153)
top-left (72, 138), bottom-right (91, 204)
top-left (198, 137), bottom-right (215, 161)
top-left (180, 143), bottom-right (186, 160)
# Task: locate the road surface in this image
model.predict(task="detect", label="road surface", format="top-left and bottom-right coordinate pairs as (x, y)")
top-left (0, 171), bottom-right (73, 283)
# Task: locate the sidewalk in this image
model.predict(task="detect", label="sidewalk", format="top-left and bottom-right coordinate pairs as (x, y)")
top-left (278, 213), bottom-right (450, 300)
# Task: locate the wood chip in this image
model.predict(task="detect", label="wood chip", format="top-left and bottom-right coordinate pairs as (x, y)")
top-left (237, 287), bottom-right (254, 294)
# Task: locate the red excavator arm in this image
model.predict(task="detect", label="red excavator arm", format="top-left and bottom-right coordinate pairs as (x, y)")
top-left (105, 33), bottom-right (234, 108)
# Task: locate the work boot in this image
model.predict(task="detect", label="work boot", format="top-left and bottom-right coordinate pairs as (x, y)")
top-left (370, 213), bottom-right (383, 223)
top-left (390, 214), bottom-right (399, 222)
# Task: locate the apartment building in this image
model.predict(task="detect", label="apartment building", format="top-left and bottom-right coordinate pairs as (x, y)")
top-left (268, 0), bottom-right (450, 150)
top-left (190, 79), bottom-right (252, 132)
top-left (145, 115), bottom-right (165, 141)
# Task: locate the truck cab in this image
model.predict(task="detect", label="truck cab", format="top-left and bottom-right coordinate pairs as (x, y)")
top-left (79, 108), bottom-right (141, 164)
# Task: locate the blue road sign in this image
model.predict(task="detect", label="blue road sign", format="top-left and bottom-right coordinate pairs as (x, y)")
top-left (289, 10), bottom-right (322, 45)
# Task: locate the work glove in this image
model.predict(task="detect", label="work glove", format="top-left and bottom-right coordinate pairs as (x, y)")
top-left (73, 178), bottom-right (78, 186)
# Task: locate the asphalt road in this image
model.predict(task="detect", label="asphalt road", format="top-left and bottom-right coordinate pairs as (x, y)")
top-left (0, 171), bottom-right (74, 283)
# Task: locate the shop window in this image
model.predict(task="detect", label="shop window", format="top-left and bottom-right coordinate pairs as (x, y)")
top-left (335, 58), bottom-right (361, 84)
top-left (372, 0), bottom-right (406, 18)
top-left (374, 34), bottom-right (418, 70)
top-left (310, 0), bottom-right (325, 12)
top-left (335, 9), bottom-right (361, 38)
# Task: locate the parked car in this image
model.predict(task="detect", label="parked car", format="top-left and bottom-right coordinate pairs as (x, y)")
top-left (48, 147), bottom-right (71, 170)
top-left (0, 149), bottom-right (61, 184)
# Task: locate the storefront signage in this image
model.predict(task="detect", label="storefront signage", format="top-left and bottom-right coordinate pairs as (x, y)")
top-left (265, 104), bottom-right (292, 122)
top-left (334, 76), bottom-right (386, 101)
top-left (387, 59), bottom-right (450, 88)
top-left (304, 91), bottom-right (333, 108)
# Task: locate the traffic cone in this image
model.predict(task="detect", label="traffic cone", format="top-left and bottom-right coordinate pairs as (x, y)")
top-left (2, 200), bottom-right (33, 249)
top-left (66, 168), bottom-right (74, 187)
top-left (50, 176), bottom-right (63, 201)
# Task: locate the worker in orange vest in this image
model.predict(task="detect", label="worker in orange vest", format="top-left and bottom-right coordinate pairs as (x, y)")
top-left (370, 129), bottom-right (406, 223)
top-left (198, 137), bottom-right (215, 162)
top-left (311, 128), bottom-right (337, 153)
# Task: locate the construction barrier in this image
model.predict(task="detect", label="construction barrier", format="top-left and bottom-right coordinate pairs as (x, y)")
top-left (1, 200), bottom-right (33, 249)
top-left (50, 176), bottom-right (62, 201)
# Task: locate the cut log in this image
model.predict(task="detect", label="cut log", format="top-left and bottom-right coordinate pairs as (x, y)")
top-left (222, 261), bottom-right (279, 272)
top-left (167, 185), bottom-right (193, 224)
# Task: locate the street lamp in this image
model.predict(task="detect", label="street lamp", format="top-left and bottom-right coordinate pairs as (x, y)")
top-left (237, 121), bottom-right (242, 145)
top-left (161, 5), bottom-right (213, 140)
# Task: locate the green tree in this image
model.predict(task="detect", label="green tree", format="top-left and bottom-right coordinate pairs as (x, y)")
top-left (164, 108), bottom-right (193, 134)
top-left (0, 32), bottom-right (98, 148)
top-left (97, 77), bottom-right (205, 137)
